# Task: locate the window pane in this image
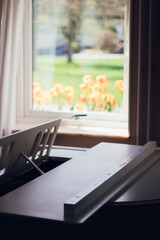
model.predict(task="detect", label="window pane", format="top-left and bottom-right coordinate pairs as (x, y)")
top-left (32, 0), bottom-right (127, 117)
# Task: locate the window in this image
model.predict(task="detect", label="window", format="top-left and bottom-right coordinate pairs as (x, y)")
top-left (16, 0), bottom-right (130, 137)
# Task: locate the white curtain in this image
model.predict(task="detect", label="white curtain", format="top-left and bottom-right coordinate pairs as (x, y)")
top-left (0, 0), bottom-right (24, 137)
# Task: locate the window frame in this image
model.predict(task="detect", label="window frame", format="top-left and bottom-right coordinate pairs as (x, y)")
top-left (15, 0), bottom-right (139, 144)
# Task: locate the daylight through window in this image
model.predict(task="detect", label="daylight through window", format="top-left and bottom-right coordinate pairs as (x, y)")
top-left (32, 0), bottom-right (129, 124)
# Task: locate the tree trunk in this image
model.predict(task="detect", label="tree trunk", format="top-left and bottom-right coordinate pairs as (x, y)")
top-left (67, 39), bottom-right (72, 63)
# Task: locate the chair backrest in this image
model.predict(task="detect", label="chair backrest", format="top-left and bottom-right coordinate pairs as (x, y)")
top-left (0, 118), bottom-right (61, 184)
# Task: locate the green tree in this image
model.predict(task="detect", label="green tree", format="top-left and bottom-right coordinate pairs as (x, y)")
top-left (59, 0), bottom-right (124, 62)
top-left (33, 0), bottom-right (125, 64)
top-left (59, 0), bottom-right (83, 63)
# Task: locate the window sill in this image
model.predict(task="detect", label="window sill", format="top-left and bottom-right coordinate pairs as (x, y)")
top-left (14, 117), bottom-right (129, 138)
top-left (59, 124), bottom-right (129, 138)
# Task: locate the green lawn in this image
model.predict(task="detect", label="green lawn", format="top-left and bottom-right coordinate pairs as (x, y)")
top-left (33, 55), bottom-right (124, 106)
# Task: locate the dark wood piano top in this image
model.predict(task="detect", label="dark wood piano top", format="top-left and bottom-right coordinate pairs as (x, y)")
top-left (0, 142), bottom-right (160, 224)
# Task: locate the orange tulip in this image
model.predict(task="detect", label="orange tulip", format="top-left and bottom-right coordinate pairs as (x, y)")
top-left (79, 83), bottom-right (89, 92)
top-left (103, 93), bottom-right (111, 103)
top-left (96, 75), bottom-right (109, 89)
top-left (109, 95), bottom-right (116, 107)
top-left (65, 93), bottom-right (74, 102)
top-left (49, 88), bottom-right (58, 97)
top-left (33, 83), bottom-right (42, 97)
top-left (33, 88), bottom-right (42, 98)
top-left (42, 92), bottom-right (52, 104)
top-left (103, 93), bottom-right (116, 107)
top-left (33, 82), bottom-right (43, 105)
top-left (33, 82), bottom-right (42, 90)
top-left (115, 80), bottom-right (124, 92)
top-left (89, 92), bottom-right (100, 104)
top-left (91, 84), bottom-right (104, 94)
top-left (75, 103), bottom-right (83, 111)
top-left (83, 75), bottom-right (94, 88)
top-left (80, 94), bottom-right (88, 104)
top-left (33, 95), bottom-right (39, 104)
top-left (96, 102), bottom-right (104, 111)
top-left (65, 86), bottom-right (75, 102)
top-left (65, 86), bottom-right (75, 95)
top-left (54, 83), bottom-right (64, 95)
top-left (33, 96), bottom-right (44, 105)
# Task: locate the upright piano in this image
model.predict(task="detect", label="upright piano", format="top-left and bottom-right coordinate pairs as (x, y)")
top-left (0, 118), bottom-right (160, 238)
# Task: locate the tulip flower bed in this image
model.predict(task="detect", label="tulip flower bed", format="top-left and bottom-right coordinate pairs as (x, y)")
top-left (33, 56), bottom-right (124, 113)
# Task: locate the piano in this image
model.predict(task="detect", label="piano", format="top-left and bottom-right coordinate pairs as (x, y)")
top-left (0, 118), bottom-right (160, 238)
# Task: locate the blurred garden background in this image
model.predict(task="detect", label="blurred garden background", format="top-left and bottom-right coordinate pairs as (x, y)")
top-left (32, 0), bottom-right (125, 113)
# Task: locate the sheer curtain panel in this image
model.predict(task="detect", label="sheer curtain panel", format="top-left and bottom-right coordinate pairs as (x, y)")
top-left (0, 0), bottom-right (24, 137)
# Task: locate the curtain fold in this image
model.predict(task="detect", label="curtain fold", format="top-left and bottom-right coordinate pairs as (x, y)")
top-left (0, 0), bottom-right (24, 137)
